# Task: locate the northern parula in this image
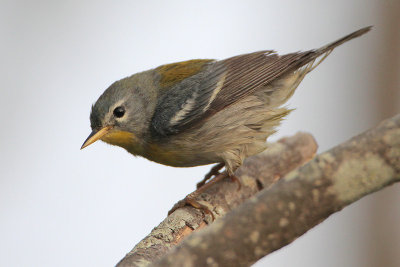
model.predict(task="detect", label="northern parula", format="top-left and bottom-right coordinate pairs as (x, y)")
top-left (82, 27), bottom-right (370, 182)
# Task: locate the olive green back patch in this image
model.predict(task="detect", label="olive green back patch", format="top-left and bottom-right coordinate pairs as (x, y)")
top-left (156, 59), bottom-right (214, 88)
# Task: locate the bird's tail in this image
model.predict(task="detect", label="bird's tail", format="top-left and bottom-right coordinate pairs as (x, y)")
top-left (317, 26), bottom-right (372, 55)
top-left (301, 26), bottom-right (372, 74)
top-left (276, 26), bottom-right (372, 106)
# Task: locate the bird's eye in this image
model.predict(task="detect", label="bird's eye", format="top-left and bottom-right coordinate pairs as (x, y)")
top-left (113, 106), bottom-right (125, 118)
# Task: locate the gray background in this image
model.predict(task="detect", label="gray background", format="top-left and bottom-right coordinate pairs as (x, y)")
top-left (1, 1), bottom-right (399, 266)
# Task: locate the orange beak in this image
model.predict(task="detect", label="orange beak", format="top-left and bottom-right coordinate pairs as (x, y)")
top-left (81, 126), bottom-right (113, 150)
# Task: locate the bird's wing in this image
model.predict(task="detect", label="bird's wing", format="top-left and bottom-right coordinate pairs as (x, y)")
top-left (150, 50), bottom-right (313, 137)
top-left (150, 27), bottom-right (371, 138)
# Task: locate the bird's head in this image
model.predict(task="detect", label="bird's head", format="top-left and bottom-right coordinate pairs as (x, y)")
top-left (81, 71), bottom-right (157, 152)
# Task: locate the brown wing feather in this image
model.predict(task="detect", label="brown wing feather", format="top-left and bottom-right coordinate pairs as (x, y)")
top-left (203, 26), bottom-right (371, 118)
top-left (151, 27), bottom-right (371, 137)
top-left (210, 52), bottom-right (305, 111)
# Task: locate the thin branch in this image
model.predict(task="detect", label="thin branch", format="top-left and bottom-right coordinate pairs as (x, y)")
top-left (150, 113), bottom-right (400, 267)
top-left (117, 132), bottom-right (318, 267)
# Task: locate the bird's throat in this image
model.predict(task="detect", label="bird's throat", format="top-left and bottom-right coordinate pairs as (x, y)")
top-left (101, 130), bottom-right (142, 155)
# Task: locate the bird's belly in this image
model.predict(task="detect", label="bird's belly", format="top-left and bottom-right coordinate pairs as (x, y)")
top-left (142, 143), bottom-right (219, 168)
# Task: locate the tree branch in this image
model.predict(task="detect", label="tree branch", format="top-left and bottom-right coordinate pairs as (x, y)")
top-left (150, 113), bottom-right (400, 267)
top-left (117, 132), bottom-right (318, 267)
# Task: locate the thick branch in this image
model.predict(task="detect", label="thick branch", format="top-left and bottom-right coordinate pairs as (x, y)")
top-left (117, 132), bottom-right (318, 267)
top-left (150, 114), bottom-right (400, 267)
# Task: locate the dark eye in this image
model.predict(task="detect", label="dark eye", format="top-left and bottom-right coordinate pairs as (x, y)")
top-left (113, 106), bottom-right (125, 118)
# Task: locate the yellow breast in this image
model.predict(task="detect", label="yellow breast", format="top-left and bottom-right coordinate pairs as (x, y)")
top-left (101, 130), bottom-right (143, 155)
top-left (100, 130), bottom-right (204, 167)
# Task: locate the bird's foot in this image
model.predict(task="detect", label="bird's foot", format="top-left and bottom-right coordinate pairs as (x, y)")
top-left (168, 193), bottom-right (215, 221)
top-left (168, 171), bottom-right (241, 221)
top-left (229, 174), bottom-right (241, 191)
top-left (196, 162), bottom-right (225, 189)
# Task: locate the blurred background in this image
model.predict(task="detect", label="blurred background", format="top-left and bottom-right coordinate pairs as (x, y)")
top-left (1, 1), bottom-right (399, 266)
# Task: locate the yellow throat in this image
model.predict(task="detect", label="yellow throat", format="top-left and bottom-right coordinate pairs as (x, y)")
top-left (101, 130), bottom-right (142, 154)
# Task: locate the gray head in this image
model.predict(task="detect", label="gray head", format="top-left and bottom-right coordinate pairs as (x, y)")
top-left (81, 70), bottom-right (158, 150)
top-left (90, 78), bottom-right (145, 133)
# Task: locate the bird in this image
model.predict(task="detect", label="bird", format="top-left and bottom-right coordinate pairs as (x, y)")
top-left (81, 27), bottom-right (370, 215)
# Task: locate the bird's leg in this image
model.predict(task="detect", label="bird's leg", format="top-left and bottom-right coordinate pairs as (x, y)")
top-left (196, 162), bottom-right (225, 189)
top-left (168, 170), bottom-right (241, 220)
top-left (229, 174), bottom-right (241, 191)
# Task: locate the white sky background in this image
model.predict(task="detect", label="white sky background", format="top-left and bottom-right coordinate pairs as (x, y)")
top-left (1, 1), bottom-right (399, 266)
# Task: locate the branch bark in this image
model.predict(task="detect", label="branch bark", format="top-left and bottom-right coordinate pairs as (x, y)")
top-left (117, 132), bottom-right (318, 267)
top-left (149, 114), bottom-right (400, 267)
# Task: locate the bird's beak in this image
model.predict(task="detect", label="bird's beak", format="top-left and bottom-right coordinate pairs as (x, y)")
top-left (81, 126), bottom-right (113, 150)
